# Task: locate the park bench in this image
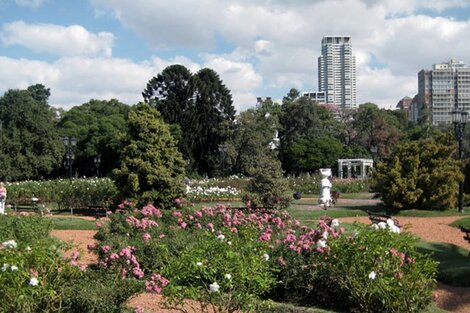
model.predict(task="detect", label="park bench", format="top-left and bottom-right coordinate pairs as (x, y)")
top-left (460, 226), bottom-right (470, 256)
top-left (87, 205), bottom-right (108, 217)
top-left (13, 202), bottom-right (38, 212)
top-left (367, 211), bottom-right (401, 228)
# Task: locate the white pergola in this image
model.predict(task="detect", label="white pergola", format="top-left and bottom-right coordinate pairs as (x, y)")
top-left (338, 159), bottom-right (374, 179)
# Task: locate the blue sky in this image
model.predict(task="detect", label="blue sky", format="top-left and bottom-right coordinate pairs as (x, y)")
top-left (1, 0), bottom-right (470, 112)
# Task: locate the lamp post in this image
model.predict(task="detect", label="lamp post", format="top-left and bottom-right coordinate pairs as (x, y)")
top-left (218, 144), bottom-right (227, 176)
top-left (63, 136), bottom-right (76, 179)
top-left (370, 146), bottom-right (378, 164)
top-left (94, 154), bottom-right (101, 177)
top-left (451, 108), bottom-right (468, 213)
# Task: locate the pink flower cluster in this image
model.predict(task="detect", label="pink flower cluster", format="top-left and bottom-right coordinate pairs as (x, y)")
top-left (141, 204), bottom-right (162, 217)
top-left (99, 245), bottom-right (145, 279)
top-left (126, 216), bottom-right (158, 230)
top-left (145, 273), bottom-right (169, 294)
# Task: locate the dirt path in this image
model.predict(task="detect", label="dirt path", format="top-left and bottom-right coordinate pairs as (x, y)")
top-left (51, 215), bottom-right (470, 313)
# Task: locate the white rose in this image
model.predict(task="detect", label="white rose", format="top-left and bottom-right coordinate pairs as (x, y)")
top-left (368, 271), bottom-right (377, 280)
top-left (209, 282), bottom-right (220, 293)
top-left (29, 277), bottom-right (39, 286)
top-left (330, 219), bottom-right (340, 228)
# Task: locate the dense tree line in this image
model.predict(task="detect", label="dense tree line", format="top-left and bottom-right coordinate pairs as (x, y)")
top-left (0, 67), bottom-right (465, 203)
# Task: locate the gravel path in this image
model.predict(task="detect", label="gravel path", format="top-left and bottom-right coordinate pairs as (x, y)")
top-left (50, 213), bottom-right (470, 313)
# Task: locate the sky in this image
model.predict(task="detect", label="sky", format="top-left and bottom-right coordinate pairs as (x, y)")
top-left (1, 0), bottom-right (470, 113)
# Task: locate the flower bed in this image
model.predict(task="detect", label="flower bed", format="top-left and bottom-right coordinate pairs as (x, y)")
top-left (91, 202), bottom-right (437, 312)
top-left (5, 178), bottom-right (118, 209)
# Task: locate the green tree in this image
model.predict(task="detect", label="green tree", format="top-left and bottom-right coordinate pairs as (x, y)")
top-left (112, 103), bottom-right (185, 207)
top-left (0, 86), bottom-right (63, 181)
top-left (279, 93), bottom-right (341, 173)
top-left (58, 99), bottom-right (130, 177)
top-left (371, 134), bottom-right (463, 210)
top-left (226, 100), bottom-right (280, 175)
top-left (191, 68), bottom-right (236, 175)
top-left (284, 135), bottom-right (344, 174)
top-left (349, 103), bottom-right (404, 160)
top-left (242, 154), bottom-right (291, 210)
top-left (143, 65), bottom-right (236, 176)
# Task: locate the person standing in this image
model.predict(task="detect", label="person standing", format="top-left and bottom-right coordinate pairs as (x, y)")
top-left (0, 183), bottom-right (6, 215)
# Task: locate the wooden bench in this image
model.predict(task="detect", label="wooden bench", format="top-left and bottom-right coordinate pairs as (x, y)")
top-left (367, 211), bottom-right (401, 228)
top-left (460, 226), bottom-right (470, 256)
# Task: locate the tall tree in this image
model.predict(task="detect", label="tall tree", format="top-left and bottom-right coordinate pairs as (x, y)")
top-left (142, 65), bottom-right (236, 176)
top-left (279, 93), bottom-right (341, 173)
top-left (57, 99), bottom-right (130, 177)
top-left (113, 103), bottom-right (185, 207)
top-left (226, 100), bottom-right (280, 175)
top-left (191, 68), bottom-right (236, 175)
top-left (0, 86), bottom-right (63, 181)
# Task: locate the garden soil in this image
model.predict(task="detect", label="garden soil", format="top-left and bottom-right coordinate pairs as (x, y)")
top-left (50, 210), bottom-right (470, 313)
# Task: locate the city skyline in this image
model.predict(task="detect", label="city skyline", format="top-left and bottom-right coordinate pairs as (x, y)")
top-left (1, 0), bottom-right (470, 112)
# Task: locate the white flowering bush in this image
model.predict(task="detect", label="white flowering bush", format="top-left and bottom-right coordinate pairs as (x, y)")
top-left (186, 185), bottom-right (241, 202)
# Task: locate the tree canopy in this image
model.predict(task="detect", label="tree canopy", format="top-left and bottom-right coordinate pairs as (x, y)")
top-left (112, 103), bottom-right (185, 207)
top-left (57, 99), bottom-right (130, 177)
top-left (143, 65), bottom-right (236, 176)
top-left (0, 85), bottom-right (63, 181)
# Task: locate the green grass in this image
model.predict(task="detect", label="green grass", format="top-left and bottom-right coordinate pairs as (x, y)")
top-left (258, 301), bottom-right (446, 313)
top-left (449, 217), bottom-right (470, 229)
top-left (417, 241), bottom-right (470, 287)
top-left (49, 217), bottom-right (98, 230)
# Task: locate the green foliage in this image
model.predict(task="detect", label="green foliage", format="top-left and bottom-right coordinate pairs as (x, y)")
top-left (349, 103), bottom-right (406, 158)
top-left (113, 103), bottom-right (186, 207)
top-left (58, 99), bottom-right (130, 177)
top-left (66, 272), bottom-right (142, 313)
top-left (5, 178), bottom-right (118, 209)
top-left (226, 100), bottom-right (280, 175)
top-left (372, 135), bottom-right (463, 210)
top-left (274, 223), bottom-right (437, 313)
top-left (449, 217), bottom-right (470, 229)
top-left (143, 65), bottom-right (236, 176)
top-left (0, 86), bottom-right (64, 181)
top-left (284, 136), bottom-right (344, 173)
top-left (279, 96), bottom-right (342, 174)
top-left (0, 215), bottom-right (83, 313)
top-left (243, 155), bottom-right (292, 209)
top-left (286, 175), bottom-right (371, 194)
top-left (162, 228), bottom-right (277, 312)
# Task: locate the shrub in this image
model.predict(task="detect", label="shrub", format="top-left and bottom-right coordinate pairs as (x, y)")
top-left (92, 203), bottom-right (437, 313)
top-left (0, 215), bottom-right (83, 313)
top-left (274, 222), bottom-right (438, 313)
top-left (113, 103), bottom-right (186, 208)
top-left (5, 178), bottom-right (118, 209)
top-left (243, 155), bottom-right (292, 209)
top-left (371, 135), bottom-right (463, 210)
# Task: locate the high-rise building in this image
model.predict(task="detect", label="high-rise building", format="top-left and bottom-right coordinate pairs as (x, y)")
top-left (318, 36), bottom-right (357, 109)
top-left (417, 59), bottom-right (470, 125)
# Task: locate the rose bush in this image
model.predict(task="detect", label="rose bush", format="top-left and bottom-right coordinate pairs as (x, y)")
top-left (92, 201), bottom-right (437, 313)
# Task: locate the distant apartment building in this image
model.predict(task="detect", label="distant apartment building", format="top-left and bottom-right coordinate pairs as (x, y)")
top-left (302, 91), bottom-right (326, 104)
top-left (396, 96), bottom-right (413, 120)
top-left (318, 36), bottom-right (357, 109)
top-left (414, 59), bottom-right (470, 125)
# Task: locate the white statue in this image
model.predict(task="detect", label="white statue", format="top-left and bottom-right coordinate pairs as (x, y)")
top-left (319, 168), bottom-right (332, 209)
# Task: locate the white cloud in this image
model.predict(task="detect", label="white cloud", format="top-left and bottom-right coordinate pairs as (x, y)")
top-left (2, 0), bottom-right (470, 112)
top-left (1, 21), bottom-right (114, 57)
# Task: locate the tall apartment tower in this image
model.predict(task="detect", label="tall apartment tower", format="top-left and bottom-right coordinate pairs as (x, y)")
top-left (417, 59), bottom-right (470, 125)
top-left (318, 36), bottom-right (357, 109)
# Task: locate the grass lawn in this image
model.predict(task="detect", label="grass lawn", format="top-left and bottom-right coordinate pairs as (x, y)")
top-left (49, 217), bottom-right (97, 230)
top-left (417, 241), bottom-right (470, 287)
top-left (449, 217), bottom-right (470, 229)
